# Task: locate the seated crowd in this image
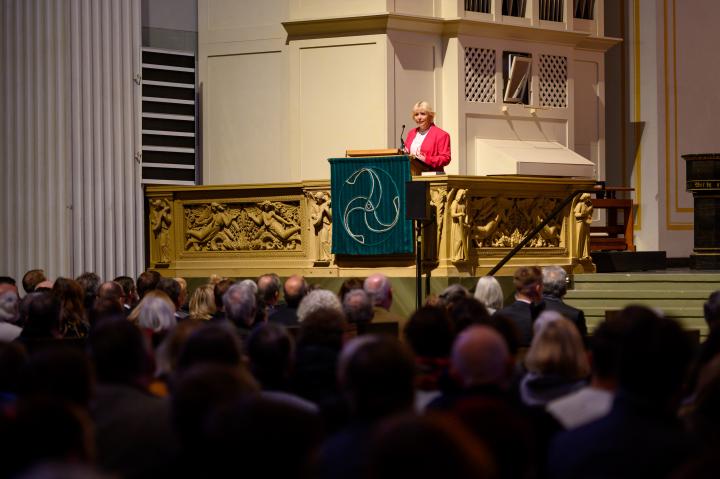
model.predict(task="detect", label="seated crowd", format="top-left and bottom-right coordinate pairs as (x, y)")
top-left (0, 266), bottom-right (718, 478)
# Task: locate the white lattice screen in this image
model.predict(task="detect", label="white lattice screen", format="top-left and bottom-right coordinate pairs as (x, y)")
top-left (539, 54), bottom-right (568, 108)
top-left (465, 48), bottom-right (496, 103)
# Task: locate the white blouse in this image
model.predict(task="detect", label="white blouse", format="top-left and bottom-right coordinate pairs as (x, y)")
top-left (409, 128), bottom-right (430, 157)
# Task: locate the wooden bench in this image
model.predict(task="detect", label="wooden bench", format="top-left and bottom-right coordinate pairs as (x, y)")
top-left (590, 187), bottom-right (635, 252)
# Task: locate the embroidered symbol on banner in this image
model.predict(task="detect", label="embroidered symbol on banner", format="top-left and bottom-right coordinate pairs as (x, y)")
top-left (341, 168), bottom-right (400, 245)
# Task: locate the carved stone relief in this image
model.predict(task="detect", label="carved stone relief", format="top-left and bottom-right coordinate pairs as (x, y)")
top-left (149, 198), bottom-right (172, 264)
top-left (183, 200), bottom-right (302, 252)
top-left (430, 186), bottom-right (447, 247)
top-left (573, 193), bottom-right (593, 260)
top-left (305, 190), bottom-right (332, 263)
top-left (466, 195), bottom-right (565, 249)
top-left (449, 189), bottom-right (470, 262)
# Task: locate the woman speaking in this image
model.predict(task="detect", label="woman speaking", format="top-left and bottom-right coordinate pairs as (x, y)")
top-left (404, 100), bottom-right (451, 172)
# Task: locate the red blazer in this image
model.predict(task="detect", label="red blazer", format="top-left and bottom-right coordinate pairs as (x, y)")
top-left (404, 124), bottom-right (451, 171)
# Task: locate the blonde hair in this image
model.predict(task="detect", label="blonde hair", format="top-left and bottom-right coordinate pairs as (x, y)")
top-left (189, 283), bottom-right (217, 321)
top-left (412, 100), bottom-right (435, 121)
top-left (524, 318), bottom-right (589, 379)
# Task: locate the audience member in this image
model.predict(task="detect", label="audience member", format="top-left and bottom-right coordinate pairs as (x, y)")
top-left (136, 270), bottom-right (161, 300)
top-left (257, 273), bottom-right (282, 317)
top-left (76, 272), bottom-right (101, 313)
top-left (211, 278), bottom-right (233, 322)
top-left (474, 275), bottom-right (505, 314)
top-left (540, 265), bottom-right (587, 340)
top-left (188, 284), bottom-right (216, 321)
top-left (447, 296), bottom-right (491, 334)
top-left (270, 274), bottom-right (308, 326)
top-left (157, 277), bottom-right (188, 321)
top-left (549, 306), bottom-right (694, 479)
top-left (175, 323), bottom-right (244, 374)
top-left (114, 275), bottom-right (139, 312)
top-left (128, 290), bottom-right (177, 337)
top-left (52, 277), bottom-right (90, 338)
top-left (174, 277), bottom-right (189, 314)
top-left (520, 318), bottom-right (589, 407)
top-left (494, 266), bottom-right (544, 347)
top-left (546, 315), bottom-right (624, 429)
top-left (87, 317), bottom-right (178, 479)
top-left (223, 281), bottom-right (257, 335)
top-left (364, 273), bottom-right (405, 331)
top-left (438, 283), bottom-right (471, 310)
top-left (297, 288), bottom-right (343, 323)
top-left (342, 288), bottom-right (374, 335)
top-left (21, 269), bottom-right (46, 295)
top-left (0, 283), bottom-right (22, 341)
top-left (404, 306), bottom-right (453, 410)
top-left (319, 335), bottom-right (415, 479)
top-left (16, 292), bottom-right (61, 345)
top-left (338, 277), bottom-right (364, 302)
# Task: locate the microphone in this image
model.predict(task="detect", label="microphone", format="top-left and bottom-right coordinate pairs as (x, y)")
top-left (400, 124), bottom-right (406, 152)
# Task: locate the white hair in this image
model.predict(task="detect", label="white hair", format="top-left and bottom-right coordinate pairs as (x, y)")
top-left (224, 281), bottom-right (258, 326)
top-left (474, 276), bottom-right (504, 313)
top-left (297, 289), bottom-right (342, 323)
top-left (136, 294), bottom-right (177, 333)
top-left (0, 291), bottom-right (19, 323)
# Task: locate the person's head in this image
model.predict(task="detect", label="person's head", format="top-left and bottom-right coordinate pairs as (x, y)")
top-left (525, 318), bottom-right (589, 380)
top-left (87, 317), bottom-right (151, 385)
top-left (542, 265), bottom-right (568, 298)
top-left (411, 100), bottom-right (435, 130)
top-left (447, 297), bottom-right (491, 334)
top-left (175, 277), bottom-right (188, 307)
top-left (297, 289), bottom-right (343, 323)
top-left (128, 289), bottom-right (177, 334)
top-left (404, 306), bottom-right (454, 359)
top-left (532, 309), bottom-right (567, 336)
top-left (20, 292), bottom-right (61, 339)
top-left (512, 266), bottom-right (543, 302)
top-left (452, 325), bottom-right (510, 388)
top-left (0, 276), bottom-right (17, 287)
top-left (189, 284), bottom-right (216, 321)
top-left (213, 278), bottom-right (233, 312)
top-left (136, 270), bottom-right (161, 299)
top-left (96, 281), bottom-right (124, 307)
top-left (75, 272), bottom-right (101, 310)
top-left (588, 315), bottom-right (628, 386)
top-left (22, 269), bottom-right (46, 294)
top-left (19, 347), bottom-right (93, 408)
top-left (246, 322), bottom-right (294, 389)
top-left (474, 276), bottom-right (504, 312)
top-left (113, 275), bottom-right (138, 308)
top-left (342, 288), bottom-right (374, 328)
top-left (283, 275), bottom-right (308, 309)
top-left (338, 277), bottom-right (364, 302)
top-left (338, 335), bottom-right (415, 420)
top-left (297, 308), bottom-right (347, 351)
top-left (257, 273), bottom-right (281, 306)
top-left (364, 273), bottom-right (393, 310)
top-left (175, 323), bottom-right (244, 373)
top-left (0, 288), bottom-right (20, 324)
top-left (223, 281), bottom-right (257, 328)
top-left (368, 414), bottom-right (493, 479)
top-left (704, 290), bottom-right (720, 330)
top-left (438, 284), bottom-right (470, 310)
top-left (156, 277), bottom-right (182, 310)
top-left (613, 305), bottom-right (693, 405)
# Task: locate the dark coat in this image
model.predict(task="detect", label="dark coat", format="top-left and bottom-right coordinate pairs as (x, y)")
top-left (539, 293), bottom-right (587, 339)
top-left (494, 300), bottom-right (536, 347)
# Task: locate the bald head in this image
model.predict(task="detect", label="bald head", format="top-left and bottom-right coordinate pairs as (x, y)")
top-left (364, 273), bottom-right (392, 310)
top-left (452, 326), bottom-right (510, 387)
top-left (283, 275), bottom-right (308, 308)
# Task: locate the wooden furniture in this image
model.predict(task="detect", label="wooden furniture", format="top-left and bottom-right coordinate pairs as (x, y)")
top-left (590, 187), bottom-right (635, 252)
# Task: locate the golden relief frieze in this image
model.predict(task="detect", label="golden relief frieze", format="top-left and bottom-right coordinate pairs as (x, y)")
top-left (464, 195), bottom-right (567, 249)
top-left (183, 200), bottom-right (303, 252)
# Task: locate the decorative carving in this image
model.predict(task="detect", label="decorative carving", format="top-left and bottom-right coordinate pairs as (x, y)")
top-left (184, 200), bottom-right (302, 252)
top-left (150, 198), bottom-right (172, 263)
top-left (574, 193), bottom-right (593, 260)
top-left (306, 191), bottom-right (332, 263)
top-left (430, 187), bottom-right (447, 246)
top-left (465, 195), bottom-right (565, 249)
top-left (450, 189), bottom-right (470, 262)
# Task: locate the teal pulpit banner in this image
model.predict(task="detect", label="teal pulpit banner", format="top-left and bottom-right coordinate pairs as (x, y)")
top-left (329, 155), bottom-right (413, 255)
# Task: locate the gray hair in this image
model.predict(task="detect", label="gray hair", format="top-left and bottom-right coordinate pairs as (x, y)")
top-left (343, 289), bottom-right (374, 325)
top-left (533, 310), bottom-right (567, 336)
top-left (297, 289), bottom-right (342, 323)
top-left (224, 281), bottom-right (258, 327)
top-left (474, 276), bottom-right (504, 312)
top-left (134, 292), bottom-right (177, 333)
top-left (439, 284), bottom-right (470, 305)
top-left (542, 265), bottom-right (568, 297)
top-left (0, 291), bottom-right (19, 323)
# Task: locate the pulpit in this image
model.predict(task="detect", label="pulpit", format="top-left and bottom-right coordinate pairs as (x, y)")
top-left (683, 153), bottom-right (720, 269)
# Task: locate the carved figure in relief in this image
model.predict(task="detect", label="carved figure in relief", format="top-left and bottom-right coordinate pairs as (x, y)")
top-left (534, 198), bottom-right (562, 247)
top-left (430, 187), bottom-right (447, 246)
top-left (248, 201), bottom-right (302, 247)
top-left (574, 193), bottom-right (593, 259)
top-left (450, 189), bottom-right (470, 262)
top-left (184, 202), bottom-right (239, 251)
top-left (150, 198), bottom-right (172, 263)
top-left (307, 191), bottom-right (332, 262)
top-left (470, 197), bottom-right (508, 247)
